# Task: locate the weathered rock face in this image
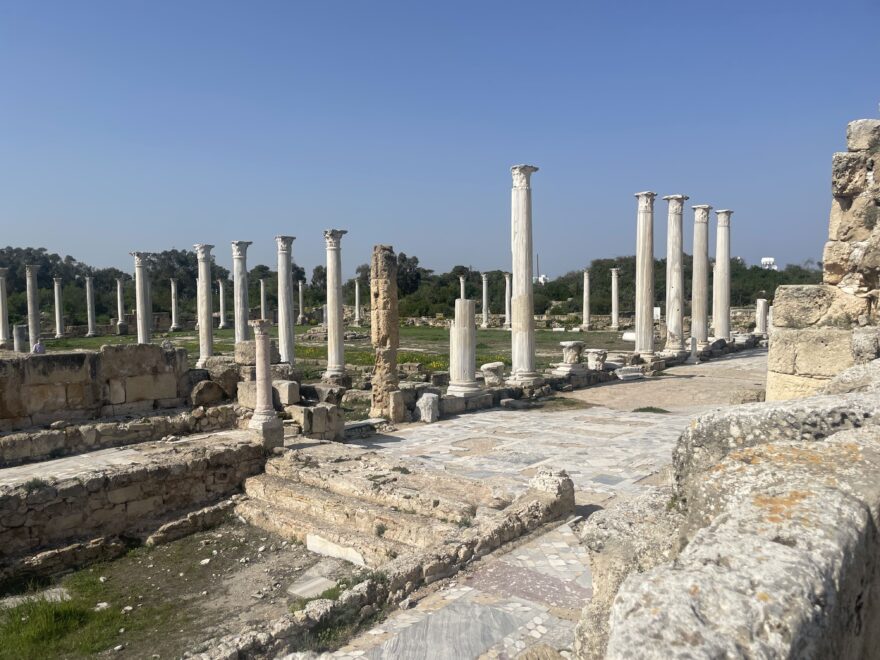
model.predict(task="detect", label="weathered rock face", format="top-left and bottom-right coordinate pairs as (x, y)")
top-left (369, 245), bottom-right (402, 422)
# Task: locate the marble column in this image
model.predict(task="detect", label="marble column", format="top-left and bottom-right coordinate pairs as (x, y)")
top-left (634, 191), bottom-right (657, 357)
top-left (297, 280), bottom-right (306, 325)
top-left (610, 268), bottom-right (620, 330)
top-left (755, 298), bottom-right (769, 335)
top-left (85, 276), bottom-right (97, 337)
top-left (508, 164), bottom-right (542, 386)
top-left (503, 272), bottom-right (511, 330)
top-left (131, 252), bottom-right (151, 344)
top-left (0, 268), bottom-right (9, 348)
top-left (275, 236), bottom-right (295, 365)
top-left (581, 270), bottom-right (590, 330)
top-left (194, 244), bottom-right (214, 367)
top-left (13, 325), bottom-right (27, 353)
top-left (323, 229), bottom-right (347, 380)
top-left (448, 298), bottom-right (481, 396)
top-left (53, 277), bottom-right (64, 338)
top-left (459, 275), bottom-right (466, 301)
top-left (248, 319), bottom-right (283, 448)
top-left (691, 205), bottom-right (712, 348)
top-left (481, 273), bottom-right (489, 328)
top-left (25, 264), bottom-right (40, 348)
top-left (231, 241), bottom-right (251, 343)
top-left (169, 279), bottom-right (180, 331)
top-left (116, 278), bottom-right (126, 332)
top-left (354, 279), bottom-right (361, 327)
top-left (260, 279), bottom-right (268, 322)
top-left (217, 279), bottom-right (228, 330)
top-left (714, 210), bottom-right (733, 341)
top-left (663, 194), bottom-right (688, 352)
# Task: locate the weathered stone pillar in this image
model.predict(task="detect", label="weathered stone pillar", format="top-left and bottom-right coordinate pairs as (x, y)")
top-left (168, 279), bottom-right (180, 331)
top-left (131, 252), bottom-right (151, 344)
top-left (259, 279), bottom-right (268, 322)
top-left (755, 298), bottom-right (769, 335)
top-left (634, 191), bottom-right (657, 357)
top-left (53, 277), bottom-right (64, 338)
top-left (714, 209), bottom-right (733, 341)
top-left (663, 194), bottom-right (688, 352)
top-left (459, 275), bottom-right (466, 301)
top-left (508, 164), bottom-right (542, 386)
top-left (322, 304), bottom-right (327, 330)
top-left (25, 264), bottom-right (40, 348)
top-left (248, 319), bottom-right (283, 448)
top-left (323, 229), bottom-right (347, 381)
top-left (610, 268), bottom-right (620, 330)
top-left (481, 273), bottom-right (489, 328)
top-left (369, 245), bottom-right (403, 421)
top-left (503, 272), bottom-right (511, 330)
top-left (297, 280), bottom-right (306, 324)
top-left (448, 298), bottom-right (481, 396)
top-left (85, 276), bottom-right (97, 337)
top-left (194, 244), bottom-right (214, 367)
top-left (691, 205), bottom-right (712, 349)
top-left (582, 270), bottom-right (590, 330)
top-left (13, 325), bottom-right (28, 353)
top-left (0, 268), bottom-right (9, 348)
top-left (276, 236), bottom-right (295, 365)
top-left (116, 278), bottom-right (127, 333)
top-left (231, 240), bottom-right (252, 342)
top-left (217, 279), bottom-right (228, 330)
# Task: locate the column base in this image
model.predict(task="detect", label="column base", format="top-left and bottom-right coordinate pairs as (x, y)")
top-left (551, 364), bottom-right (588, 378)
top-left (248, 414), bottom-right (283, 449)
top-left (55, 334), bottom-right (64, 339)
top-left (446, 382), bottom-right (483, 397)
top-left (85, 332), bottom-right (97, 338)
top-left (218, 323), bottom-right (229, 330)
top-left (610, 325), bottom-right (620, 331)
top-left (580, 325), bottom-right (590, 332)
top-left (169, 325), bottom-right (181, 332)
top-left (322, 370), bottom-right (352, 388)
top-left (297, 316), bottom-right (306, 325)
top-left (506, 372), bottom-right (544, 388)
top-left (196, 357), bottom-right (211, 369)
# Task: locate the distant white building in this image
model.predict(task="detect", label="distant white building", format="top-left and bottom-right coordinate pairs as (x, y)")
top-left (761, 257), bottom-right (778, 271)
top-left (533, 274), bottom-right (549, 285)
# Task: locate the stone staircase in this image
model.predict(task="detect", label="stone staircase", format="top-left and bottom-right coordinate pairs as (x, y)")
top-left (236, 443), bottom-right (515, 567)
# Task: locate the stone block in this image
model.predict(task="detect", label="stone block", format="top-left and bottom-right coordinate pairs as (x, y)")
top-left (66, 383), bottom-right (97, 409)
top-left (793, 326), bottom-right (854, 378)
top-left (125, 373), bottom-right (178, 403)
top-left (479, 362), bottom-right (505, 386)
top-left (766, 327), bottom-right (797, 374)
top-left (203, 356), bottom-right (240, 398)
top-left (851, 326), bottom-right (880, 364)
top-left (108, 378), bottom-right (125, 405)
top-left (191, 380), bottom-right (227, 407)
top-left (236, 381), bottom-right (257, 409)
top-left (285, 404), bottom-right (312, 433)
top-left (464, 392), bottom-right (494, 411)
top-left (439, 395), bottom-right (466, 416)
top-left (22, 352), bottom-right (94, 386)
top-left (430, 371), bottom-right (450, 387)
top-left (846, 118), bottom-right (880, 152)
top-left (831, 151), bottom-right (869, 197)
top-left (272, 380), bottom-right (300, 405)
top-left (771, 284), bottom-right (868, 329)
top-left (414, 392), bottom-right (440, 423)
top-left (388, 390), bottom-right (406, 423)
top-left (310, 404), bottom-right (328, 433)
top-left (99, 344), bottom-right (185, 380)
top-left (23, 383), bottom-right (67, 414)
top-left (300, 384), bottom-right (345, 405)
top-left (234, 340), bottom-right (281, 366)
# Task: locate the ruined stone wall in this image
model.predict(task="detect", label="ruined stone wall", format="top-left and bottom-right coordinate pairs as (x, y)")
top-left (767, 119), bottom-right (880, 400)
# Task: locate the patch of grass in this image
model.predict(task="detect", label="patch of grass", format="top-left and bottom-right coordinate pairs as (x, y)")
top-left (22, 478), bottom-right (50, 493)
top-left (456, 516), bottom-right (472, 529)
top-left (633, 406), bottom-right (670, 414)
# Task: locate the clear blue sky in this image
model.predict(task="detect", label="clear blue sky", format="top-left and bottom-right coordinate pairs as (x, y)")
top-left (1, 0), bottom-right (877, 279)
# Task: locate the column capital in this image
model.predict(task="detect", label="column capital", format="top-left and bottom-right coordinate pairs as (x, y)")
top-left (634, 191), bottom-right (657, 210)
top-left (117, 277), bottom-right (126, 284)
top-left (85, 275), bottom-right (93, 282)
top-left (716, 209), bottom-right (733, 227)
top-left (130, 252), bottom-right (151, 266)
top-left (323, 229), bottom-right (348, 248)
top-left (250, 318), bottom-right (270, 335)
top-left (503, 271), bottom-right (511, 279)
top-left (511, 164), bottom-right (539, 189)
top-left (662, 194), bottom-right (689, 214)
top-left (275, 235), bottom-right (295, 252)
top-left (54, 277), bottom-right (63, 284)
top-left (481, 272), bottom-right (488, 281)
top-left (610, 267), bottom-right (620, 276)
top-left (193, 244), bottom-right (214, 259)
top-left (583, 269), bottom-right (590, 278)
top-left (231, 240), bottom-right (253, 258)
top-left (25, 264), bottom-right (40, 276)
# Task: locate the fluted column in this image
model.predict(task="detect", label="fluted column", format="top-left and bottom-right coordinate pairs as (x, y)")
top-left (582, 270), bottom-right (590, 330)
top-left (481, 273), bottom-right (489, 328)
top-left (260, 279), bottom-right (268, 322)
top-left (634, 191), bottom-right (657, 357)
top-left (354, 279), bottom-right (361, 327)
top-left (508, 164), bottom-right (542, 386)
top-left (131, 252), bottom-right (151, 344)
top-left (194, 244), bottom-right (214, 367)
top-left (297, 280), bottom-right (306, 324)
top-left (25, 264), bottom-right (40, 348)
top-left (84, 276), bottom-right (97, 337)
top-left (217, 279), bottom-right (228, 330)
top-left (459, 275), bottom-right (466, 300)
top-left (323, 229), bottom-right (347, 380)
top-left (663, 194), bottom-right (688, 352)
top-left (0, 269), bottom-right (9, 348)
top-left (248, 319), bottom-right (283, 448)
top-left (691, 205), bottom-right (712, 348)
top-left (53, 277), bottom-right (64, 338)
top-left (714, 210), bottom-right (733, 341)
top-left (755, 298), bottom-right (769, 335)
top-left (448, 299), bottom-right (481, 396)
top-left (275, 236), bottom-right (295, 365)
top-left (231, 241), bottom-right (251, 342)
top-left (503, 272), bottom-right (511, 330)
top-left (610, 268), bottom-right (620, 330)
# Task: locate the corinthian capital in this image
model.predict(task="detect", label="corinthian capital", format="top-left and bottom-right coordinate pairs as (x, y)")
top-left (193, 244), bottom-right (215, 260)
top-left (692, 204), bottom-right (712, 224)
top-left (511, 164), bottom-right (539, 189)
top-left (662, 194), bottom-right (689, 214)
top-left (231, 240), bottom-right (252, 259)
top-left (634, 191), bottom-right (657, 211)
top-left (25, 264), bottom-right (40, 277)
top-left (716, 209), bottom-right (733, 227)
top-left (275, 236), bottom-right (295, 253)
top-left (323, 229), bottom-right (348, 248)
top-left (130, 251), bottom-right (150, 267)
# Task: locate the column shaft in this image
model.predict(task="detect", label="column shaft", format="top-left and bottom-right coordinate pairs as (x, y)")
top-left (231, 241), bottom-right (251, 342)
top-left (481, 273), bottom-right (489, 328)
top-left (459, 276), bottom-right (466, 300)
top-left (248, 319), bottom-right (283, 447)
top-left (275, 236), bottom-right (295, 364)
top-left (691, 205), bottom-right (712, 348)
top-left (448, 299), bottom-right (480, 396)
top-left (195, 244), bottom-right (214, 367)
top-left (714, 210), bottom-right (733, 341)
top-left (169, 279), bottom-right (180, 331)
top-left (663, 194), bottom-right (688, 351)
top-left (354, 279), bottom-right (361, 326)
top-left (634, 192), bottom-right (657, 356)
top-left (297, 280), bottom-right (306, 324)
top-left (217, 279), bottom-right (228, 329)
top-left (25, 265), bottom-right (40, 348)
top-left (610, 268), bottom-right (620, 329)
top-left (85, 276), bottom-right (97, 337)
top-left (582, 270), bottom-right (590, 330)
top-left (54, 278), bottom-right (64, 338)
top-left (0, 269), bottom-right (9, 348)
top-left (131, 253), bottom-right (151, 344)
top-left (323, 229), bottom-right (347, 379)
top-left (260, 279), bottom-right (268, 321)
top-left (755, 298), bottom-right (769, 335)
top-left (116, 279), bottom-right (125, 329)
top-left (503, 272), bottom-right (511, 329)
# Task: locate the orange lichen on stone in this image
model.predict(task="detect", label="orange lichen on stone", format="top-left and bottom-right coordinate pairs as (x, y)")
top-left (753, 490), bottom-right (810, 521)
top-left (689, 584), bottom-right (700, 597)
top-left (756, 592), bottom-right (771, 602)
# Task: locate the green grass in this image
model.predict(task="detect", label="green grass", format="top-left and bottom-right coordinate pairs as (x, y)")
top-left (632, 406), bottom-right (670, 414)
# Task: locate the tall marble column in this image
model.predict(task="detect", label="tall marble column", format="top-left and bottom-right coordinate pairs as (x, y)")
top-left (0, 268), bottom-right (9, 348)
top-left (248, 319), bottom-right (283, 448)
top-left (231, 241), bottom-right (251, 342)
top-left (53, 277), bottom-right (64, 338)
top-left (260, 279), bottom-right (268, 322)
top-left (25, 264), bottom-right (40, 348)
top-left (508, 164), bottom-right (542, 386)
top-left (691, 205), bottom-right (712, 348)
top-left (634, 191), bottom-right (657, 357)
top-left (194, 244), bottom-right (214, 367)
top-left (448, 299), bottom-right (481, 396)
top-left (275, 236), bottom-right (295, 365)
top-left (755, 298), bottom-right (769, 335)
top-left (481, 273), bottom-right (489, 329)
top-left (116, 278), bottom-right (126, 332)
top-left (610, 268), bottom-right (620, 330)
top-left (217, 279), bottom-right (228, 330)
top-left (85, 276), bottom-right (97, 337)
top-left (297, 280), bottom-right (306, 325)
top-left (663, 194), bottom-right (688, 352)
top-left (354, 279), bottom-right (361, 327)
top-left (323, 229), bottom-right (347, 380)
top-left (503, 272), bottom-right (512, 330)
top-left (131, 252), bottom-right (151, 344)
top-left (459, 275), bottom-right (466, 301)
top-left (169, 279), bottom-right (180, 331)
top-left (582, 270), bottom-right (590, 330)
top-left (714, 210), bottom-right (733, 341)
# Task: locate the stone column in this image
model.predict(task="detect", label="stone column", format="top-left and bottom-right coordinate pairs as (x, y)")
top-left (634, 191), bottom-right (657, 357)
top-left (168, 279), bottom-right (180, 331)
top-left (131, 252), bottom-right (151, 344)
top-left (354, 279), bottom-right (361, 327)
top-left (297, 280), bottom-right (306, 324)
top-left (582, 270), bottom-right (590, 330)
top-left (194, 244), bottom-right (214, 367)
top-left (322, 304), bottom-right (327, 329)
top-left (448, 298), bottom-right (481, 396)
top-left (13, 325), bottom-right (28, 353)
top-left (85, 276), bottom-right (97, 337)
top-left (459, 275), bottom-right (466, 301)
top-left (503, 272), bottom-right (511, 329)
top-left (231, 241), bottom-right (252, 342)
top-left (53, 277), bottom-right (64, 338)
top-left (248, 319), bottom-right (283, 448)
top-left (755, 298), bottom-right (769, 335)
top-left (610, 268), bottom-right (620, 330)
top-left (25, 264), bottom-right (40, 348)
top-left (508, 164), bottom-right (542, 386)
top-left (663, 194), bottom-right (688, 352)
top-left (0, 268), bottom-right (9, 348)
top-left (323, 229), bottom-right (347, 381)
top-left (481, 273), bottom-right (489, 328)
top-left (691, 205), bottom-right (712, 349)
top-left (116, 278), bottom-right (126, 333)
top-left (275, 236), bottom-right (295, 365)
top-left (260, 279), bottom-right (268, 322)
top-left (714, 210), bottom-right (733, 341)
top-left (217, 279), bottom-right (228, 330)
top-left (369, 245), bottom-right (403, 421)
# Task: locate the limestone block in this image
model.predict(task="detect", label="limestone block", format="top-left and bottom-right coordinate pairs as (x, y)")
top-left (310, 404), bottom-right (328, 433)
top-left (237, 381), bottom-right (257, 409)
top-left (414, 392), bottom-right (439, 423)
top-left (125, 373), bottom-right (178, 402)
top-left (108, 379), bottom-right (125, 405)
top-left (846, 118), bottom-right (880, 151)
top-left (831, 151), bottom-right (869, 197)
top-left (585, 349), bottom-right (608, 371)
top-left (23, 352), bottom-right (94, 385)
top-left (792, 326), bottom-right (854, 378)
top-left (829, 194), bottom-right (880, 242)
top-left (771, 284), bottom-right (867, 329)
top-left (820, 358), bottom-right (880, 395)
top-left (203, 356), bottom-right (240, 398)
top-left (65, 383), bottom-right (98, 409)
top-left (765, 370), bottom-right (826, 401)
top-left (272, 380), bottom-right (300, 405)
top-left (480, 362), bottom-right (505, 386)
top-left (822, 240), bottom-right (853, 286)
top-left (234, 340), bottom-right (280, 366)
top-left (191, 380), bottom-right (226, 407)
top-left (285, 404), bottom-right (312, 433)
top-left (388, 390), bottom-right (405, 423)
top-left (439, 395), bottom-right (466, 416)
top-left (300, 384), bottom-right (344, 405)
top-left (429, 371), bottom-right (450, 387)
top-left (465, 393), bottom-right (494, 411)
top-left (766, 327), bottom-right (797, 374)
top-left (98, 344), bottom-right (185, 380)
top-left (851, 326), bottom-right (880, 364)
top-left (23, 383), bottom-right (67, 414)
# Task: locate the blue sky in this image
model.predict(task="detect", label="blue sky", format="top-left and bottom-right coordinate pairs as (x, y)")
top-left (1, 0), bottom-right (877, 278)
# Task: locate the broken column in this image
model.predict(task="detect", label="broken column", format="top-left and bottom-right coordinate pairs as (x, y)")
top-left (194, 243), bottom-right (214, 367)
top-left (508, 164), bottom-right (542, 387)
top-left (582, 270), bottom-right (590, 330)
top-left (85, 276), bottom-right (97, 337)
top-left (131, 252), bottom-right (151, 344)
top-left (248, 319), bottom-right (283, 448)
top-left (13, 325), bottom-right (27, 353)
top-left (25, 264), bottom-right (40, 348)
top-left (231, 240), bottom-right (252, 342)
top-left (323, 229), bottom-right (347, 382)
top-left (217, 279), bottom-right (228, 330)
top-left (503, 271), bottom-right (511, 329)
top-left (634, 191), bottom-right (657, 357)
top-left (53, 277), bottom-right (64, 338)
top-left (353, 279), bottom-right (361, 327)
top-left (459, 275), bottom-right (466, 300)
top-left (481, 273), bottom-right (489, 328)
top-left (276, 236), bottom-right (295, 365)
top-left (610, 268), bottom-right (620, 330)
top-left (369, 245), bottom-right (404, 422)
top-left (169, 278), bottom-right (180, 331)
top-left (448, 298), bottom-right (481, 396)
top-left (663, 194), bottom-right (688, 352)
top-left (755, 298), bottom-right (769, 336)
top-left (116, 278), bottom-right (127, 334)
top-left (297, 280), bottom-right (306, 325)
top-left (691, 205), bottom-right (712, 349)
top-left (553, 341), bottom-right (587, 377)
top-left (0, 268), bottom-right (9, 349)
top-left (713, 209), bottom-right (733, 341)
top-left (260, 278), bottom-right (268, 322)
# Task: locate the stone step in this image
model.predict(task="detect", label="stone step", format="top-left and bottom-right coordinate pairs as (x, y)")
top-left (235, 498), bottom-right (407, 568)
